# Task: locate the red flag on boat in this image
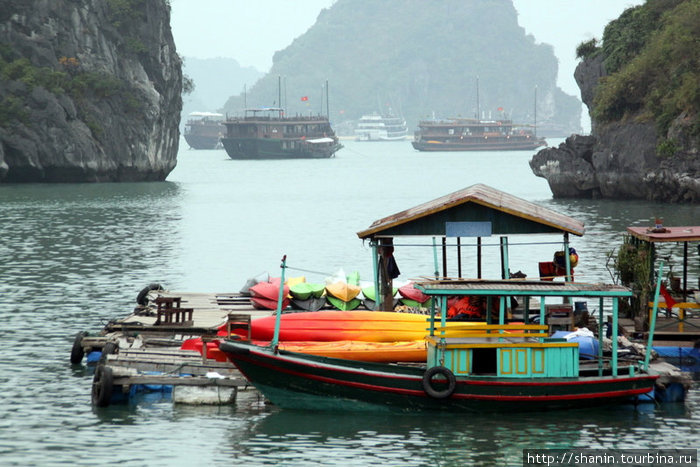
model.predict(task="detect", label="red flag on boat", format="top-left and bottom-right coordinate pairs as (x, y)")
top-left (301, 96), bottom-right (309, 101)
top-left (497, 107), bottom-right (504, 111)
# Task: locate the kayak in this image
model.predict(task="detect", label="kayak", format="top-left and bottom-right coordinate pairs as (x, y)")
top-left (250, 280), bottom-right (290, 310)
top-left (289, 282), bottom-right (325, 300)
top-left (182, 337), bottom-right (427, 363)
top-left (223, 310), bottom-right (486, 342)
top-left (398, 282), bottom-right (430, 303)
top-left (327, 295), bottom-right (362, 311)
top-left (290, 296), bottom-right (327, 311)
top-left (325, 281), bottom-right (361, 302)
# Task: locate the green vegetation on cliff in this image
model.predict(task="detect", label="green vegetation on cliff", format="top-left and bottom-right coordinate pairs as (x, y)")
top-left (0, 49), bottom-right (142, 135)
top-left (581, 0), bottom-right (700, 139)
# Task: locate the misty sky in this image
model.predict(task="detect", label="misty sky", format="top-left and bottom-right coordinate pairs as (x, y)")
top-left (170, 0), bottom-right (643, 98)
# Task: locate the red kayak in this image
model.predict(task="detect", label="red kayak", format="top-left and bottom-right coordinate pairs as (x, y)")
top-left (398, 282), bottom-right (430, 303)
top-left (249, 279), bottom-right (289, 310)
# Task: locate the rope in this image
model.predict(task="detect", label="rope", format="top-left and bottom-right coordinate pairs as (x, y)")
top-left (285, 265), bottom-right (334, 277)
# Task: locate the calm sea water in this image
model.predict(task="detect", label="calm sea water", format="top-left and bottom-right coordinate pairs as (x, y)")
top-left (0, 139), bottom-right (698, 466)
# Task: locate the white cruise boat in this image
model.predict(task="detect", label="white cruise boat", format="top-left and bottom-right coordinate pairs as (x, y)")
top-left (354, 113), bottom-right (408, 141)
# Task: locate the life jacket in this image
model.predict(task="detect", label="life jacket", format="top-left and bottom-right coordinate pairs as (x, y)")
top-left (447, 296), bottom-right (483, 318)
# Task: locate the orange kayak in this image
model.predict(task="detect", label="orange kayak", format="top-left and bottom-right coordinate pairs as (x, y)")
top-left (182, 338), bottom-right (427, 363)
top-left (221, 310), bottom-right (488, 342)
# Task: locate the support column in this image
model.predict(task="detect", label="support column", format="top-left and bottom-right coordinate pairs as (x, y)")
top-left (378, 238), bottom-right (395, 311)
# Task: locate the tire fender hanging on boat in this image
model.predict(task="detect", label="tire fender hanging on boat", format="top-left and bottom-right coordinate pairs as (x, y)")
top-left (136, 283), bottom-right (164, 306)
top-left (70, 331), bottom-right (88, 364)
top-left (92, 364), bottom-right (113, 407)
top-left (422, 366), bottom-right (456, 399)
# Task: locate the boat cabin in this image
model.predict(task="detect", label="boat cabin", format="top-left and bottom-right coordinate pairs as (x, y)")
top-left (222, 108), bottom-right (335, 141)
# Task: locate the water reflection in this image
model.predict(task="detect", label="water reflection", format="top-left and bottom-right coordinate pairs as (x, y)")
top-left (222, 398), bottom-right (697, 466)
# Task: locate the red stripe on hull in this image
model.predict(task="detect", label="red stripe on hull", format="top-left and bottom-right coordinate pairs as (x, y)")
top-left (234, 347), bottom-right (657, 402)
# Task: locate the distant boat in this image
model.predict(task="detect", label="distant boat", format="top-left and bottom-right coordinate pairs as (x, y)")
top-left (183, 111), bottom-right (225, 150)
top-left (354, 113), bottom-right (408, 141)
top-left (412, 117), bottom-right (547, 151)
top-left (220, 108), bottom-right (342, 160)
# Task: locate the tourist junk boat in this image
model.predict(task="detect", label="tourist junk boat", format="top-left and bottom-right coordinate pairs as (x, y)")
top-left (411, 118), bottom-right (547, 151)
top-left (220, 185), bottom-right (666, 412)
top-left (220, 107), bottom-right (342, 160)
top-left (354, 113), bottom-right (408, 141)
top-left (183, 111), bottom-right (225, 149)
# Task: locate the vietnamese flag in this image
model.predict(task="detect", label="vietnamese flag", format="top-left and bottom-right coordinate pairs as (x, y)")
top-left (301, 96), bottom-right (309, 101)
top-left (497, 107), bottom-right (504, 111)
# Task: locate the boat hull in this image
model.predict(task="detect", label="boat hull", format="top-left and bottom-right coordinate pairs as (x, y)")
top-left (221, 137), bottom-right (341, 160)
top-left (220, 340), bottom-right (659, 412)
top-left (412, 139), bottom-right (545, 151)
top-left (184, 134), bottom-right (221, 150)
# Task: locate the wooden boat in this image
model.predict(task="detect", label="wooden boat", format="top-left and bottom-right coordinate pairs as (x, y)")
top-left (221, 108), bottom-right (342, 160)
top-left (289, 282), bottom-right (325, 300)
top-left (411, 118), bottom-right (546, 151)
top-left (183, 111), bottom-right (224, 149)
top-left (220, 279), bottom-right (662, 412)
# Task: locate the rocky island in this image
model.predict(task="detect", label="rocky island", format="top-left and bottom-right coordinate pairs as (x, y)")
top-left (530, 0), bottom-right (699, 203)
top-left (0, 0), bottom-right (181, 182)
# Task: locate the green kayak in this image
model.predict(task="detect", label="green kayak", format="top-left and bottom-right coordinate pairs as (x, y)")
top-left (290, 282), bottom-right (326, 300)
top-left (361, 285), bottom-right (398, 301)
top-left (327, 295), bottom-right (362, 311)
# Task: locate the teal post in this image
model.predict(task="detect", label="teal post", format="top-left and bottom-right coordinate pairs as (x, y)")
top-left (611, 298), bottom-right (618, 376)
top-left (500, 236), bottom-right (509, 279)
top-left (271, 255), bottom-right (288, 351)
top-left (598, 298), bottom-right (604, 376)
top-left (440, 295), bottom-right (447, 343)
top-left (539, 297), bottom-right (545, 326)
top-left (486, 296), bottom-right (493, 325)
top-left (524, 298), bottom-right (530, 324)
top-left (499, 296), bottom-right (505, 325)
top-left (644, 261), bottom-right (664, 371)
top-left (563, 233), bottom-right (572, 282)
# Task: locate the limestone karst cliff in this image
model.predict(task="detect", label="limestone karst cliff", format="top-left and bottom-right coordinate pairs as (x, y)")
top-left (0, 0), bottom-right (181, 182)
top-left (530, 0), bottom-right (699, 203)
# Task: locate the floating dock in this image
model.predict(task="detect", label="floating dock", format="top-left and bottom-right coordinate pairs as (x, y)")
top-left (73, 289), bottom-right (273, 407)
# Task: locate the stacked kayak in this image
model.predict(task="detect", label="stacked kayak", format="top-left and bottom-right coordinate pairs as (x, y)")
top-left (182, 337), bottom-right (427, 363)
top-left (225, 310), bottom-right (485, 342)
top-left (398, 281), bottom-right (432, 309)
top-left (249, 278), bottom-right (290, 310)
top-left (325, 270), bottom-right (362, 310)
top-left (360, 285), bottom-right (399, 310)
top-left (289, 282), bottom-right (326, 311)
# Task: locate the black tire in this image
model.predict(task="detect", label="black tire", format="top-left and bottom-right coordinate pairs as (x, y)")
top-left (99, 342), bottom-right (118, 364)
top-left (136, 283), bottom-right (163, 306)
top-left (92, 365), bottom-right (114, 407)
top-left (422, 366), bottom-right (456, 399)
top-left (70, 331), bottom-right (87, 364)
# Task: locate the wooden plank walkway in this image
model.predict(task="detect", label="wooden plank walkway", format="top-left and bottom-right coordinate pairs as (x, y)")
top-left (84, 289), bottom-right (271, 407)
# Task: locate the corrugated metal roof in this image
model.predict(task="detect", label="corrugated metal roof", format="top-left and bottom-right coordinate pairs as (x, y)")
top-left (357, 184), bottom-right (585, 239)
